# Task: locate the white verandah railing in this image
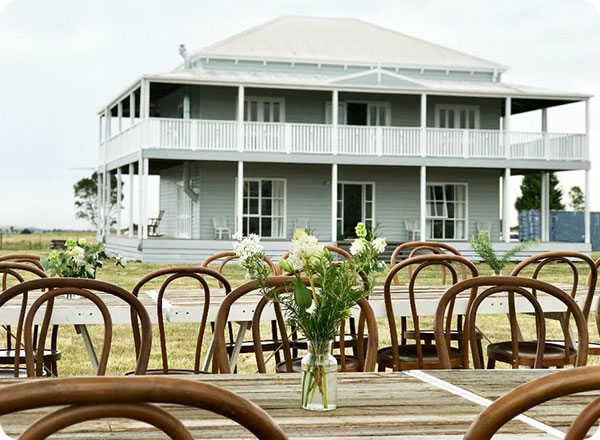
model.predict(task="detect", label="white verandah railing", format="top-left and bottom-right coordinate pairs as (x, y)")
top-left (101, 118), bottom-right (588, 163)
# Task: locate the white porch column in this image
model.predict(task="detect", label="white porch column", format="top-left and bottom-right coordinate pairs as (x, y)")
top-left (96, 171), bottom-right (102, 236)
top-left (237, 161), bottom-right (244, 235)
top-left (117, 101), bottom-right (123, 133)
top-left (128, 163), bottom-right (134, 238)
top-left (540, 172), bottom-right (549, 242)
top-left (116, 167), bottom-right (122, 236)
top-left (140, 80), bottom-right (149, 119)
top-left (504, 97), bottom-right (512, 159)
top-left (237, 86), bottom-right (245, 152)
top-left (420, 94), bottom-right (427, 157)
top-left (420, 166), bottom-right (427, 241)
top-left (332, 90), bottom-right (339, 155)
top-left (541, 107), bottom-right (550, 160)
top-left (105, 170), bottom-right (112, 235)
top-left (503, 168), bottom-right (511, 243)
top-left (103, 108), bottom-right (110, 237)
top-left (142, 158), bottom-right (149, 239)
top-left (331, 164), bottom-right (338, 242)
top-left (183, 94), bottom-right (191, 120)
top-left (585, 168), bottom-right (591, 244)
top-left (137, 153), bottom-right (143, 240)
top-left (129, 92), bottom-right (136, 126)
top-left (586, 99), bottom-right (591, 161)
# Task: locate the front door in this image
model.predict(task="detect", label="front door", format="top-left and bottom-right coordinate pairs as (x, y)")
top-left (176, 183), bottom-right (192, 238)
top-left (337, 183), bottom-right (375, 239)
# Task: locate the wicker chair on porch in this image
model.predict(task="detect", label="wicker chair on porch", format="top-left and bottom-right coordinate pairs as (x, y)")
top-left (147, 210), bottom-right (164, 237)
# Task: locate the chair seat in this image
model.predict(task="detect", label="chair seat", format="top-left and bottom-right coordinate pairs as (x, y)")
top-left (124, 368), bottom-right (210, 376)
top-left (276, 355), bottom-right (360, 373)
top-left (0, 349), bottom-right (61, 364)
top-left (227, 340), bottom-right (282, 354)
top-left (403, 329), bottom-right (482, 342)
top-left (377, 344), bottom-right (463, 370)
top-left (538, 339), bottom-right (600, 356)
top-left (487, 341), bottom-right (577, 367)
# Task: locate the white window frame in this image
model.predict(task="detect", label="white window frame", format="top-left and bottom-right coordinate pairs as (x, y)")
top-left (426, 182), bottom-right (469, 241)
top-left (244, 96), bottom-right (286, 122)
top-left (337, 181), bottom-right (376, 238)
top-left (238, 177), bottom-right (287, 239)
top-left (325, 100), bottom-right (391, 126)
top-left (434, 104), bottom-right (480, 129)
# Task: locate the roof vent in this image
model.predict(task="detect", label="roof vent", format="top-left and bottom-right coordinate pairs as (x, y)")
top-left (179, 44), bottom-right (191, 69)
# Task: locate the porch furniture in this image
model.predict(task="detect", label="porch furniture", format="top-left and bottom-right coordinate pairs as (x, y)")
top-left (0, 262), bottom-right (61, 377)
top-left (435, 276), bottom-right (589, 369)
top-left (147, 210), bottom-right (165, 237)
top-left (0, 277), bottom-right (153, 377)
top-left (293, 217), bottom-right (309, 231)
top-left (404, 220), bottom-right (420, 241)
top-left (465, 366), bottom-right (600, 439)
top-left (377, 254), bottom-right (479, 371)
top-left (0, 370), bottom-right (595, 438)
top-left (0, 376), bottom-right (287, 440)
top-left (476, 220), bottom-right (492, 238)
top-left (212, 276), bottom-right (378, 374)
top-left (212, 216), bottom-right (231, 239)
top-left (510, 251), bottom-right (599, 356)
top-left (131, 266), bottom-right (231, 375)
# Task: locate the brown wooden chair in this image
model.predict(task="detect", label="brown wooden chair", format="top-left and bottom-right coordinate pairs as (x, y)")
top-left (464, 365), bottom-right (600, 439)
top-left (0, 376), bottom-right (287, 439)
top-left (0, 262), bottom-right (61, 377)
top-left (510, 251), bottom-right (599, 357)
top-left (213, 276), bottom-right (378, 374)
top-left (434, 276), bottom-right (589, 369)
top-left (0, 277), bottom-right (152, 377)
top-left (131, 266), bottom-right (230, 375)
top-left (377, 254), bottom-right (479, 371)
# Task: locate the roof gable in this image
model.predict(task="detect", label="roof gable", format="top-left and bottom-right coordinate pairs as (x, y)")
top-left (193, 16), bottom-right (506, 72)
top-left (326, 68), bottom-right (427, 88)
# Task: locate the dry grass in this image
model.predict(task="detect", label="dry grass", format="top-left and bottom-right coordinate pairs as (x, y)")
top-left (1, 232), bottom-right (598, 375)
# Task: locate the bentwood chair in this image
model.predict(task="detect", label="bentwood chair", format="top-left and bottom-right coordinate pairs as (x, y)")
top-left (464, 366), bottom-right (600, 439)
top-left (201, 252), bottom-right (280, 365)
top-left (507, 251), bottom-right (598, 362)
top-left (377, 254), bottom-right (479, 371)
top-left (0, 376), bottom-right (287, 439)
top-left (0, 262), bottom-right (61, 377)
top-left (131, 266), bottom-right (230, 375)
top-left (435, 276), bottom-right (589, 369)
top-left (1, 278), bottom-right (152, 377)
top-left (213, 277), bottom-right (379, 374)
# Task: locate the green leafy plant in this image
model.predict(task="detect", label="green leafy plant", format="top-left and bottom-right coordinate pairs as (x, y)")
top-left (470, 232), bottom-right (537, 275)
top-left (41, 238), bottom-right (124, 279)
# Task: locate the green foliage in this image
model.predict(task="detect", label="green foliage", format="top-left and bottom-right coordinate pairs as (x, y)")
top-left (470, 232), bottom-right (537, 275)
top-left (568, 186), bottom-right (585, 212)
top-left (74, 172), bottom-right (123, 229)
top-left (40, 238), bottom-right (124, 278)
top-left (515, 173), bottom-right (565, 212)
top-left (349, 223), bottom-right (387, 275)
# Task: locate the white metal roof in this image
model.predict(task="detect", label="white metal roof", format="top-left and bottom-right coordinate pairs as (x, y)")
top-left (192, 16), bottom-right (507, 72)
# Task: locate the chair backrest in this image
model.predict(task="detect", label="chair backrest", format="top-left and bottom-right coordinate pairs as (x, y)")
top-left (132, 266), bottom-right (231, 374)
top-left (0, 376), bottom-right (287, 439)
top-left (464, 366), bottom-right (600, 440)
top-left (278, 245), bottom-right (351, 275)
top-left (0, 277), bottom-right (152, 377)
top-left (404, 220), bottom-right (417, 231)
top-left (157, 210), bottom-right (165, 220)
top-left (434, 276), bottom-right (589, 369)
top-left (389, 241), bottom-right (466, 286)
top-left (0, 253), bottom-right (44, 290)
top-left (213, 276), bottom-right (379, 374)
top-left (212, 216), bottom-right (227, 229)
top-left (511, 251), bottom-right (598, 318)
top-left (384, 254), bottom-right (478, 370)
top-left (294, 218), bottom-right (309, 231)
top-left (202, 251), bottom-right (278, 286)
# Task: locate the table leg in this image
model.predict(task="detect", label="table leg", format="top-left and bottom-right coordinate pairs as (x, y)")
top-left (229, 321), bottom-right (249, 372)
top-left (201, 335), bottom-right (215, 372)
top-left (74, 324), bottom-right (99, 374)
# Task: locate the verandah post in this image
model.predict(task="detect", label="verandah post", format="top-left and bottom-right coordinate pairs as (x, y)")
top-left (419, 165), bottom-right (426, 241)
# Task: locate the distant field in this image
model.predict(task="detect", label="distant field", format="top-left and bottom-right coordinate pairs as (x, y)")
top-left (0, 232), bottom-right (598, 376)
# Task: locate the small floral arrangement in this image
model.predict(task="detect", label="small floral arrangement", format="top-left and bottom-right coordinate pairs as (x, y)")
top-left (349, 222), bottom-right (387, 275)
top-left (470, 232), bottom-right (537, 275)
top-left (41, 238), bottom-right (124, 279)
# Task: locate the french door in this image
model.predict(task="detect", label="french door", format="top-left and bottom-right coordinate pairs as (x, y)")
top-left (435, 105), bottom-right (480, 129)
top-left (176, 183), bottom-right (192, 238)
top-left (244, 97), bottom-right (284, 122)
top-left (337, 182), bottom-right (375, 239)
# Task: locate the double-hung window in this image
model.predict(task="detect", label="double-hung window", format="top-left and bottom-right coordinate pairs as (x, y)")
top-left (426, 183), bottom-right (467, 240)
top-left (243, 179), bottom-right (285, 238)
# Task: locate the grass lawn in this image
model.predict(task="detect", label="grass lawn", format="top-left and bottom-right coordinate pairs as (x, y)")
top-left (1, 232), bottom-right (599, 376)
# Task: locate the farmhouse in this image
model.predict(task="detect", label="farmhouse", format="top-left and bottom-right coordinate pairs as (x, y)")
top-left (97, 17), bottom-right (592, 262)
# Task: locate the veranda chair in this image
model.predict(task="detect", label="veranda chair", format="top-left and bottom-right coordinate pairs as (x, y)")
top-left (212, 216), bottom-right (231, 239)
top-left (377, 254), bottom-right (479, 371)
top-left (507, 251), bottom-right (598, 360)
top-left (464, 365), bottom-right (600, 439)
top-left (0, 376), bottom-right (287, 439)
top-left (131, 266), bottom-right (230, 374)
top-left (434, 276), bottom-right (589, 369)
top-left (0, 262), bottom-right (61, 377)
top-left (0, 277), bottom-right (152, 377)
top-left (213, 277), bottom-right (379, 374)
top-left (404, 220), bottom-right (420, 241)
top-left (147, 210), bottom-right (165, 237)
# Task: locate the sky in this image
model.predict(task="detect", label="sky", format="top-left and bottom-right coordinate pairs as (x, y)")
top-left (0, 0), bottom-right (598, 230)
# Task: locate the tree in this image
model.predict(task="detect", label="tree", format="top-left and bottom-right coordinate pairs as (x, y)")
top-left (514, 173), bottom-right (565, 212)
top-left (74, 172), bottom-right (123, 229)
top-left (568, 185), bottom-right (585, 211)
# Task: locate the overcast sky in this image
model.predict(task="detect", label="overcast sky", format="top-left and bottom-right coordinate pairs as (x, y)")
top-left (0, 0), bottom-right (598, 230)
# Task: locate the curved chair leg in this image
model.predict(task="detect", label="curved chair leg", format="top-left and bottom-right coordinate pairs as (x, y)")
top-left (487, 357), bottom-right (496, 370)
top-left (377, 363), bottom-right (386, 372)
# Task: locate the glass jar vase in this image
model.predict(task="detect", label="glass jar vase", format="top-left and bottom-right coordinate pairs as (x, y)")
top-left (300, 340), bottom-right (337, 411)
